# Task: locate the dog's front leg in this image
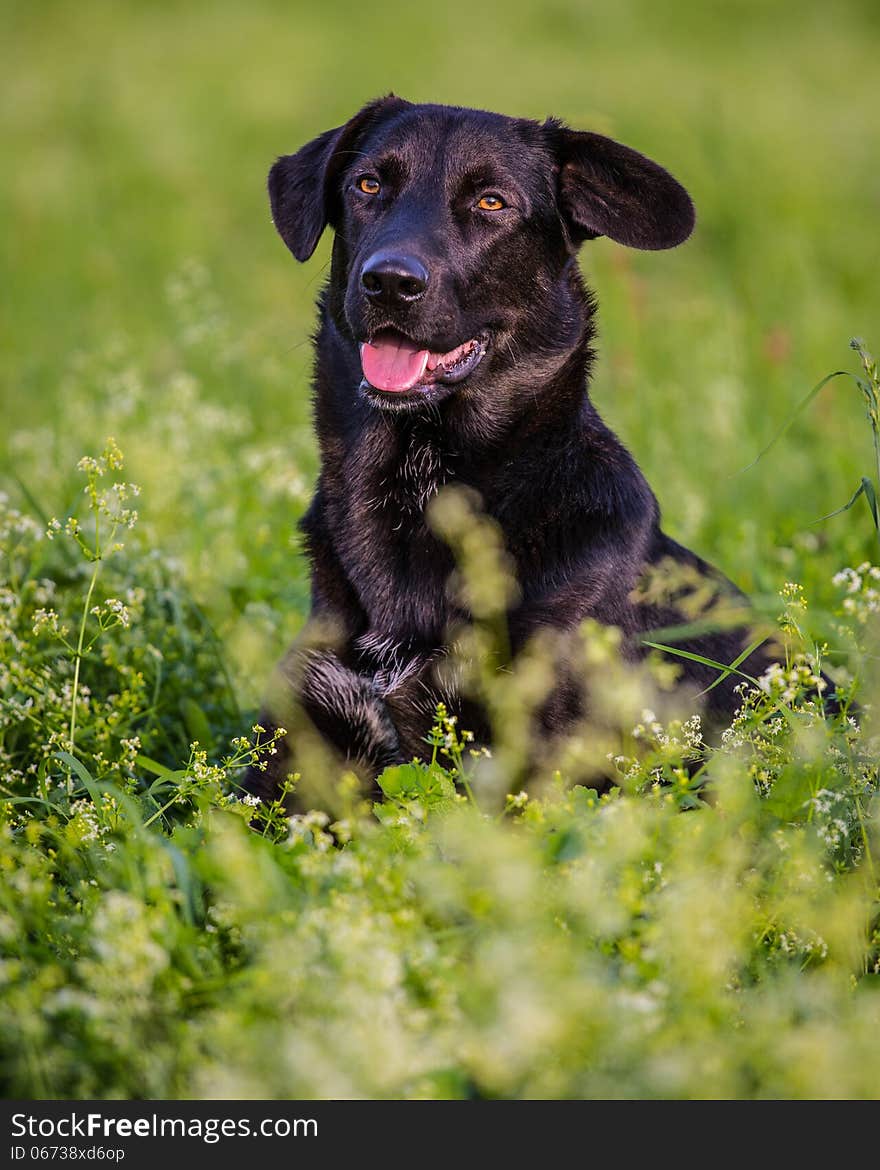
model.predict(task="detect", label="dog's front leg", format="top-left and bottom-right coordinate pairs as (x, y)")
top-left (239, 642), bottom-right (404, 812)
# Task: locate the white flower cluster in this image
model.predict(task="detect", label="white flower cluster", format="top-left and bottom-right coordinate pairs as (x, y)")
top-left (0, 494), bottom-right (44, 544)
top-left (68, 798), bottom-right (106, 843)
top-left (631, 710), bottom-right (703, 752)
top-left (287, 810), bottom-right (334, 852)
top-left (631, 709), bottom-right (663, 741)
top-left (833, 562), bottom-right (880, 623)
top-left (809, 787), bottom-right (855, 851)
top-left (90, 597), bottom-right (132, 629)
top-left (775, 928), bottom-right (828, 961)
top-left (32, 607), bottom-right (68, 638)
top-left (756, 659), bottom-right (826, 705)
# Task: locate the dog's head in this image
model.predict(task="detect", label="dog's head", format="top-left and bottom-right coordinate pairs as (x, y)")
top-left (269, 97), bottom-right (694, 413)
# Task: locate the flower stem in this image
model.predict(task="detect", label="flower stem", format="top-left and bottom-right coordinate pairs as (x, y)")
top-left (68, 507), bottom-right (102, 762)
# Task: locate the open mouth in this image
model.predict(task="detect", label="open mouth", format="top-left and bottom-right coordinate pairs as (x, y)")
top-left (359, 329), bottom-right (488, 396)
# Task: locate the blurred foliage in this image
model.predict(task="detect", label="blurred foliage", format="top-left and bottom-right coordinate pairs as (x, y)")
top-left (1, 0), bottom-right (880, 1099)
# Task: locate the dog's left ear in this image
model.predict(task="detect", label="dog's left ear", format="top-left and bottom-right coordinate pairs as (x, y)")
top-left (269, 95), bottom-right (408, 261)
top-left (554, 127), bottom-right (695, 251)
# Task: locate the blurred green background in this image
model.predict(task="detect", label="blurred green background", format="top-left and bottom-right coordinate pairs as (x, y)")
top-left (2, 0), bottom-right (879, 696)
top-left (4, 2), bottom-right (880, 1101)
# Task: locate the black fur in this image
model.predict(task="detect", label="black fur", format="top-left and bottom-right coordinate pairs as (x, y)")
top-left (244, 97), bottom-right (770, 809)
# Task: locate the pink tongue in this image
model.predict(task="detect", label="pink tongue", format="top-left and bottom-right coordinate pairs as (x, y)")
top-left (360, 335), bottom-right (430, 393)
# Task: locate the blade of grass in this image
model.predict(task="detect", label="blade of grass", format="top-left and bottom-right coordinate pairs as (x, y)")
top-left (736, 370), bottom-right (853, 474)
top-left (696, 634), bottom-right (769, 697)
top-left (641, 640), bottom-right (762, 686)
top-left (55, 751), bottom-right (148, 829)
top-left (811, 479), bottom-right (864, 524)
top-left (642, 640), bottom-right (799, 730)
top-left (136, 754), bottom-right (173, 777)
top-left (56, 750), bottom-right (101, 802)
top-left (862, 477), bottom-right (880, 530)
top-left (0, 795), bottom-right (71, 816)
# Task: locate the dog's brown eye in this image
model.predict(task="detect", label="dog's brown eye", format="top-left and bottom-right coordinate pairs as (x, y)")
top-left (477, 194), bottom-right (505, 211)
top-left (357, 176), bottom-right (381, 195)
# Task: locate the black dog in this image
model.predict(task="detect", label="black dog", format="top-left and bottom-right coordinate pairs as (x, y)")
top-left (243, 95), bottom-right (773, 808)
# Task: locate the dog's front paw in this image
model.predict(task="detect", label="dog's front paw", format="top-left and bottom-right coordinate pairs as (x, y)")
top-left (300, 651), bottom-right (402, 770)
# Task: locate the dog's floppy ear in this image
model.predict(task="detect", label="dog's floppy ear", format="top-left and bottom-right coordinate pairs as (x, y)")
top-left (268, 95), bottom-right (407, 261)
top-left (554, 126), bottom-right (695, 251)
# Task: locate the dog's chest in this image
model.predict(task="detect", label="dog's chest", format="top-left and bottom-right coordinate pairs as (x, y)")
top-left (379, 437), bottom-right (447, 514)
top-left (335, 431), bottom-right (456, 642)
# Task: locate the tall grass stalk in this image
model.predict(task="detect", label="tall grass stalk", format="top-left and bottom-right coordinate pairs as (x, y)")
top-left (743, 338), bottom-right (880, 551)
top-left (46, 440), bottom-right (140, 764)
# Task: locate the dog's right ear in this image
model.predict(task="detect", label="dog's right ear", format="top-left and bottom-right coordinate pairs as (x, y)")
top-left (268, 96), bottom-right (407, 262)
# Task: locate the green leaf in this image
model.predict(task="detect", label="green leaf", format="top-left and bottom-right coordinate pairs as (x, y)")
top-left (55, 751), bottom-right (101, 803)
top-left (545, 825), bottom-right (585, 864)
top-left (571, 786), bottom-right (600, 814)
top-left (181, 698), bottom-right (212, 748)
top-left (762, 765), bottom-right (815, 821)
top-left (158, 838), bottom-right (201, 926)
top-left (136, 755), bottom-right (190, 797)
top-left (145, 772), bottom-right (190, 797)
top-left (136, 754), bottom-right (173, 777)
top-left (378, 762), bottom-right (457, 807)
top-left (377, 763), bottom-right (426, 799)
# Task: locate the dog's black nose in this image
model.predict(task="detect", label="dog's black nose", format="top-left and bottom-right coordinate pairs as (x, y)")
top-left (360, 252), bottom-right (429, 303)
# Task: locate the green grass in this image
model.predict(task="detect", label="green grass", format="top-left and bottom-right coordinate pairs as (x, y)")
top-left (1, 0), bottom-right (879, 1099)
